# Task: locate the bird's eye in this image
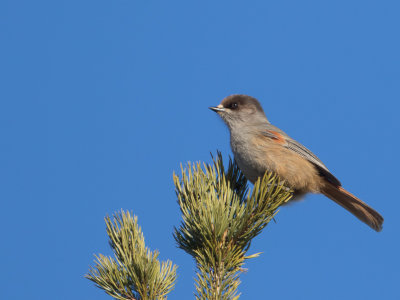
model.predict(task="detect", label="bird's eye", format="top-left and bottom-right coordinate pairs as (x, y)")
top-left (230, 103), bottom-right (238, 109)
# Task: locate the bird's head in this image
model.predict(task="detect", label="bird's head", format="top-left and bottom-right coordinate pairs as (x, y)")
top-left (209, 94), bottom-right (268, 129)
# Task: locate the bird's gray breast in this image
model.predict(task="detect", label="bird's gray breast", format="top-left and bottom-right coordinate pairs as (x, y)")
top-left (230, 131), bottom-right (267, 184)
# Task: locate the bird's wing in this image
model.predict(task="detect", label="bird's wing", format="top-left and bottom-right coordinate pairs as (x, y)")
top-left (262, 126), bottom-right (341, 186)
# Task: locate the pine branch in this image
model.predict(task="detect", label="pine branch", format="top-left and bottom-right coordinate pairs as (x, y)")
top-left (86, 211), bottom-right (177, 300)
top-left (173, 152), bottom-right (292, 300)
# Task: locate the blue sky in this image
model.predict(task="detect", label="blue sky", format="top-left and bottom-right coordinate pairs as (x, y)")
top-left (1, 1), bottom-right (399, 299)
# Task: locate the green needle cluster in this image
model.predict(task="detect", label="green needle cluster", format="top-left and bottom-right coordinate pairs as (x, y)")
top-left (173, 153), bottom-right (292, 300)
top-left (86, 211), bottom-right (177, 300)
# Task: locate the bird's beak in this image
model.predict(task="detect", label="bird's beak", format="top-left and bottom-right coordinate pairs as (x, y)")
top-left (209, 104), bottom-right (225, 112)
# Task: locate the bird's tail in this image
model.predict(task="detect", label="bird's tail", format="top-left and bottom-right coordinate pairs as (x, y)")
top-left (321, 182), bottom-right (383, 232)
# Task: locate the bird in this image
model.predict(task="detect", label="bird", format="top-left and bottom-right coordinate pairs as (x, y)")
top-left (209, 94), bottom-right (383, 232)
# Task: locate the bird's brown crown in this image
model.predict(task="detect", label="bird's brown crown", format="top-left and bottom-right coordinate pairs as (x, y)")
top-left (220, 94), bottom-right (265, 114)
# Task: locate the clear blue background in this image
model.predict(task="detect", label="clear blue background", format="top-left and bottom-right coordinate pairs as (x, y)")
top-left (1, 1), bottom-right (399, 299)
